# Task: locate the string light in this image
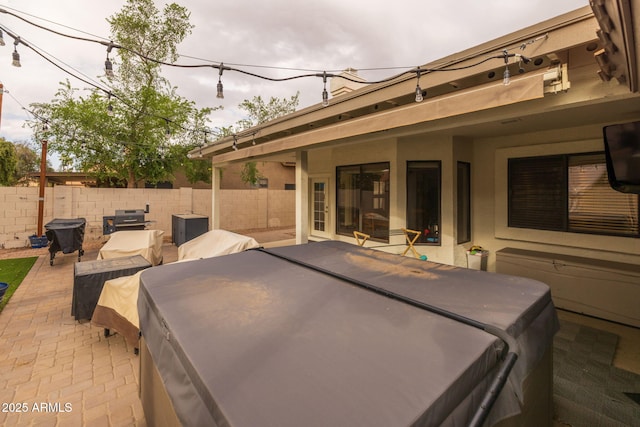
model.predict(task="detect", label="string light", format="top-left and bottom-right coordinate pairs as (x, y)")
top-left (0, 6), bottom-right (545, 153)
top-left (106, 93), bottom-right (113, 116)
top-left (216, 64), bottom-right (224, 99)
top-left (11, 37), bottom-right (20, 67)
top-left (502, 50), bottom-right (511, 86)
top-left (104, 42), bottom-right (115, 78)
top-left (321, 71), bottom-right (329, 107)
top-left (415, 66), bottom-right (424, 102)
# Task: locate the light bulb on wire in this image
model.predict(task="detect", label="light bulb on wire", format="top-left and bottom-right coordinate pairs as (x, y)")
top-left (321, 71), bottom-right (329, 107)
top-left (415, 67), bottom-right (424, 102)
top-left (216, 64), bottom-right (224, 99)
top-left (503, 67), bottom-right (511, 86)
top-left (12, 38), bottom-right (21, 67)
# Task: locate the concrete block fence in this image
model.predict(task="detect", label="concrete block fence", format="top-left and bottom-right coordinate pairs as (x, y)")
top-left (0, 187), bottom-right (294, 249)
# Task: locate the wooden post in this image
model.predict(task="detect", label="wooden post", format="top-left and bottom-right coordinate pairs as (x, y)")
top-left (37, 139), bottom-right (47, 236)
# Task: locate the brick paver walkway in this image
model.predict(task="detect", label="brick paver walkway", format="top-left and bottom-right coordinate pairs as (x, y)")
top-left (0, 245), bottom-right (171, 426)
top-left (0, 229), bottom-right (294, 426)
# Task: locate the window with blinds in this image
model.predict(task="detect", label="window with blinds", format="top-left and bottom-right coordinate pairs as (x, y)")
top-left (509, 153), bottom-right (639, 237)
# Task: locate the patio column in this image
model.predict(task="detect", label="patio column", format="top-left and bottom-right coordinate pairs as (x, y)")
top-left (211, 164), bottom-right (222, 230)
top-left (296, 151), bottom-right (309, 244)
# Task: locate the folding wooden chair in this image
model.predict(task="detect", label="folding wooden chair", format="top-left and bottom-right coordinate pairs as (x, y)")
top-left (401, 228), bottom-right (422, 258)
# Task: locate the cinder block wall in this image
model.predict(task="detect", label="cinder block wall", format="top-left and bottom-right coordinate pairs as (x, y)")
top-left (219, 189), bottom-right (295, 230)
top-left (0, 187), bottom-right (294, 249)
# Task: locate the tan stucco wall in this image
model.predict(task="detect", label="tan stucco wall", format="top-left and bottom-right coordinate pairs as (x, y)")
top-left (473, 123), bottom-right (640, 270)
top-left (303, 120), bottom-right (640, 270)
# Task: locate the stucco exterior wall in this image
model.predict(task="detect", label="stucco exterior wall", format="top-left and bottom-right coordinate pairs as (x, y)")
top-left (473, 123), bottom-right (640, 270)
top-left (0, 187), bottom-right (294, 249)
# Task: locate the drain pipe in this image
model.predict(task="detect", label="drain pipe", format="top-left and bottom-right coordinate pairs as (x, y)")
top-left (258, 248), bottom-right (520, 426)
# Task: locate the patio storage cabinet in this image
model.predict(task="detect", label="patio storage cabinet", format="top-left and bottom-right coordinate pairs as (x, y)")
top-left (171, 214), bottom-right (209, 246)
top-left (138, 241), bottom-right (558, 427)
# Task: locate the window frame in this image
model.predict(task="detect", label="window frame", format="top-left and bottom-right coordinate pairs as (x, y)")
top-left (336, 162), bottom-right (390, 242)
top-left (457, 161), bottom-right (471, 244)
top-left (508, 152), bottom-right (639, 238)
top-left (406, 160), bottom-right (442, 246)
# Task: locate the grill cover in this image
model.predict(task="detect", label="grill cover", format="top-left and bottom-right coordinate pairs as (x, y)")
top-left (45, 218), bottom-right (86, 255)
top-left (138, 241), bottom-right (557, 427)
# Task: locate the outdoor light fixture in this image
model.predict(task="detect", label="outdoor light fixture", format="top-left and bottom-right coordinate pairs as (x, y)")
top-left (12, 38), bottom-right (21, 67)
top-left (0, 29), bottom-right (5, 46)
top-left (104, 42), bottom-right (115, 78)
top-left (107, 93), bottom-right (114, 116)
top-left (321, 71), bottom-right (329, 107)
top-left (503, 67), bottom-right (511, 85)
top-left (105, 57), bottom-right (114, 77)
top-left (415, 67), bottom-right (424, 102)
top-left (232, 135), bottom-right (238, 151)
top-left (502, 50), bottom-right (510, 86)
top-left (12, 47), bottom-right (20, 67)
top-left (216, 65), bottom-right (224, 99)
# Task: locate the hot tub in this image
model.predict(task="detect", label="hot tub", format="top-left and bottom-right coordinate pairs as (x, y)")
top-left (138, 241), bottom-right (557, 426)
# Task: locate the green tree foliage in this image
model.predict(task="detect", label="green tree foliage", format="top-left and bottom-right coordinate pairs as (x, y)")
top-left (236, 93), bottom-right (300, 131)
top-left (234, 94), bottom-right (299, 186)
top-left (0, 138), bottom-right (17, 186)
top-left (28, 0), bottom-right (216, 188)
top-left (14, 142), bottom-right (41, 183)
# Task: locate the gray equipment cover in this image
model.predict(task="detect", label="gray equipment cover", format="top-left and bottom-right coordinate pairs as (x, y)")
top-left (138, 241), bottom-right (557, 426)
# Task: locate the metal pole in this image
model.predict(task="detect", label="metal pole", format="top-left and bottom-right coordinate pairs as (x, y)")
top-left (37, 139), bottom-right (47, 236)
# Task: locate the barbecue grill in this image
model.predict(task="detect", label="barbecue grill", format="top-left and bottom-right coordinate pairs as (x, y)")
top-left (45, 218), bottom-right (86, 266)
top-left (103, 207), bottom-right (150, 235)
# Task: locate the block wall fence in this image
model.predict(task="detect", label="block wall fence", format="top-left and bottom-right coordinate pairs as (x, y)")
top-left (0, 187), bottom-right (295, 249)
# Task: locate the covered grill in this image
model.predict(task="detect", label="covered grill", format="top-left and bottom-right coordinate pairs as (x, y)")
top-left (44, 218), bottom-right (86, 266)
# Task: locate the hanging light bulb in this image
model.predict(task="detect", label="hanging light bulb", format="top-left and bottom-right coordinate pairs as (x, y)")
top-left (104, 42), bottom-right (115, 77)
top-left (12, 38), bottom-right (21, 67)
top-left (321, 72), bottom-right (329, 107)
top-left (107, 93), bottom-right (114, 116)
top-left (502, 50), bottom-right (511, 86)
top-left (0, 29), bottom-right (5, 46)
top-left (216, 64), bottom-right (224, 99)
top-left (415, 67), bottom-right (424, 102)
top-left (503, 67), bottom-right (511, 86)
top-left (104, 56), bottom-right (114, 78)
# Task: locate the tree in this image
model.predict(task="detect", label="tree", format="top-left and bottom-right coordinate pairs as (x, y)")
top-left (14, 142), bottom-right (41, 183)
top-left (234, 94), bottom-right (299, 186)
top-left (29, 0), bottom-right (216, 188)
top-left (0, 138), bottom-right (17, 186)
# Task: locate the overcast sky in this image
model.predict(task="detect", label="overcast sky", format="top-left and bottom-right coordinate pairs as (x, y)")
top-left (0, 0), bottom-right (588, 162)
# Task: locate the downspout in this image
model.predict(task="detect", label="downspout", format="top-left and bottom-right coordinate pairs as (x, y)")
top-left (258, 247), bottom-right (520, 426)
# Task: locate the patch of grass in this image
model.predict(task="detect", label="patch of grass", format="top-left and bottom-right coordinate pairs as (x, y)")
top-left (0, 257), bottom-right (38, 313)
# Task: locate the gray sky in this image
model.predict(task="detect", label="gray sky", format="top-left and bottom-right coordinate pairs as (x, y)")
top-left (0, 0), bottom-right (588, 161)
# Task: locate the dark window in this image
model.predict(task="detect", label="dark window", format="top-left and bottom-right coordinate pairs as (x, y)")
top-left (509, 153), bottom-right (639, 236)
top-left (457, 162), bottom-right (471, 244)
top-left (407, 161), bottom-right (441, 245)
top-left (337, 163), bottom-right (390, 241)
top-left (284, 183), bottom-right (296, 190)
top-left (509, 155), bottom-right (567, 231)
